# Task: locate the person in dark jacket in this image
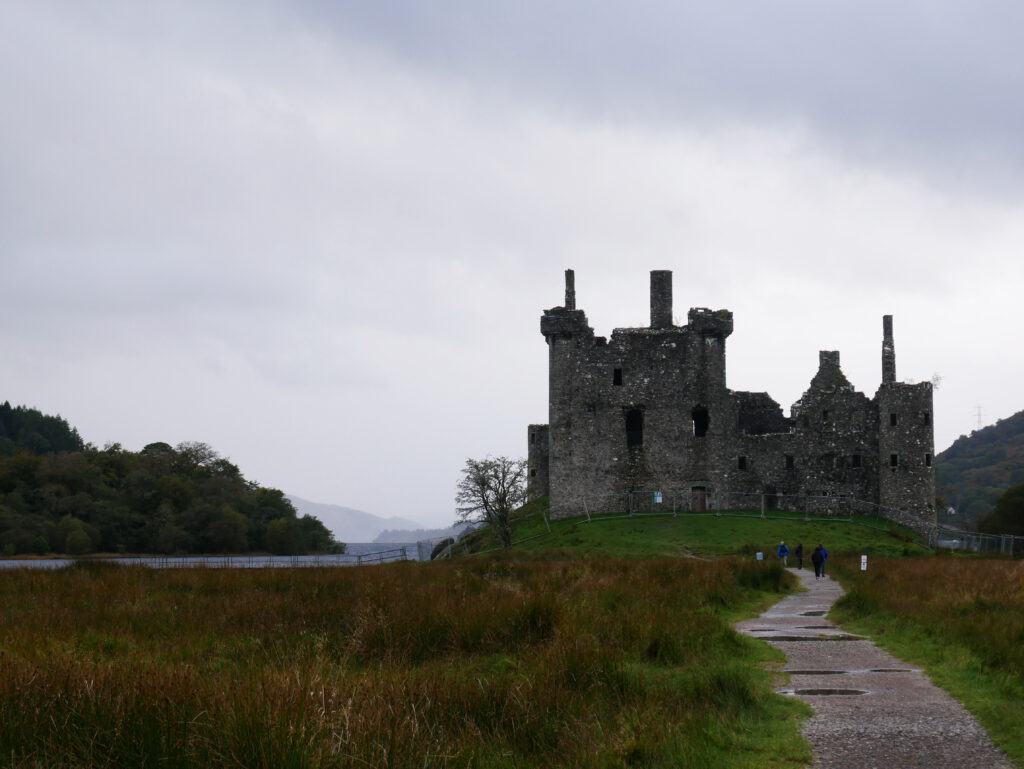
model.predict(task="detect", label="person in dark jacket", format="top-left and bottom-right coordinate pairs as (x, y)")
top-left (794, 543), bottom-right (804, 569)
top-left (777, 540), bottom-right (789, 567)
top-left (811, 545), bottom-right (825, 580)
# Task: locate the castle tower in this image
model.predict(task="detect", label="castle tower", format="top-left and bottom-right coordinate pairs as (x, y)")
top-left (540, 269), bottom-right (596, 516)
top-left (876, 316), bottom-right (936, 523)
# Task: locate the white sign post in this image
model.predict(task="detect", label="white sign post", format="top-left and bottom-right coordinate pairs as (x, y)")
top-left (756, 552), bottom-right (763, 561)
top-left (861, 555), bottom-right (868, 571)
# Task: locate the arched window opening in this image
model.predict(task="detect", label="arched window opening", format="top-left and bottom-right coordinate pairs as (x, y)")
top-left (692, 406), bottom-right (709, 438)
top-left (626, 409), bottom-right (644, 447)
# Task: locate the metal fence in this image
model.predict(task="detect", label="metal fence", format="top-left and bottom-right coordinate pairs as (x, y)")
top-left (932, 529), bottom-right (1024, 555)
top-left (0, 548), bottom-right (414, 570)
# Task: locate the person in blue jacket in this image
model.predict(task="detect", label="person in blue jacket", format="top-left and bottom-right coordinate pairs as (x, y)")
top-left (811, 544), bottom-right (825, 580)
top-left (777, 540), bottom-right (789, 567)
top-left (820, 544), bottom-right (828, 577)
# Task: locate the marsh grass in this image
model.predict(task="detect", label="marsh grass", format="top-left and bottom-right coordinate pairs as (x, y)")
top-left (831, 556), bottom-right (1024, 763)
top-left (0, 557), bottom-right (809, 768)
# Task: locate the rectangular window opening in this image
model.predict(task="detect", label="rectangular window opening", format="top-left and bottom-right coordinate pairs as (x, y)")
top-left (785, 454), bottom-right (794, 469)
top-left (822, 409), bottom-right (830, 422)
top-left (925, 454), bottom-right (932, 467)
top-left (613, 368), bottom-right (623, 386)
top-left (738, 456), bottom-right (747, 471)
top-left (851, 454), bottom-right (862, 468)
top-left (890, 412), bottom-right (899, 426)
top-left (890, 454), bottom-right (899, 468)
top-left (923, 411), bottom-right (931, 426)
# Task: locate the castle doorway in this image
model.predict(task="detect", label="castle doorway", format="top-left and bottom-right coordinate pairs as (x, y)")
top-left (691, 486), bottom-right (707, 512)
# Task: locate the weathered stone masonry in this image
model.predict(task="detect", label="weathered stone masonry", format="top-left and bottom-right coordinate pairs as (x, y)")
top-left (527, 270), bottom-right (936, 533)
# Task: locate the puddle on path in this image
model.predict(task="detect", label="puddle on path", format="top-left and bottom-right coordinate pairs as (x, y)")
top-left (794, 688), bottom-right (867, 696)
top-left (787, 670), bottom-right (847, 675)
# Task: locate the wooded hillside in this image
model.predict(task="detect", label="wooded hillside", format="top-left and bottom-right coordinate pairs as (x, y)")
top-left (0, 401), bottom-right (341, 556)
top-left (935, 409), bottom-right (1024, 525)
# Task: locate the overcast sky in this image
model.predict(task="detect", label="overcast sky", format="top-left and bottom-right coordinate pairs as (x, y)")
top-left (3, 1), bottom-right (1023, 530)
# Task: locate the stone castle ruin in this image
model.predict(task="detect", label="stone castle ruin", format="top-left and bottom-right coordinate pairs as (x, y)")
top-left (527, 270), bottom-right (936, 536)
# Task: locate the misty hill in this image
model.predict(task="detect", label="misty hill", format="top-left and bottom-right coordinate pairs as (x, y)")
top-left (373, 523), bottom-right (469, 544)
top-left (287, 496), bottom-right (422, 543)
top-left (935, 409), bottom-right (1024, 525)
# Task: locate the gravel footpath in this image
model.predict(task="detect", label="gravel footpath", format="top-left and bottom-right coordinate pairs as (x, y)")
top-left (735, 567), bottom-right (1013, 768)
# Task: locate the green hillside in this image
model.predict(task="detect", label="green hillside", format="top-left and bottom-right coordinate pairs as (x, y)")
top-left (452, 499), bottom-right (928, 559)
top-left (935, 410), bottom-right (1024, 525)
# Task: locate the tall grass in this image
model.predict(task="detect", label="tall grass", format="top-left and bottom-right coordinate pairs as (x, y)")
top-left (831, 556), bottom-right (1024, 762)
top-left (0, 557), bottom-right (809, 768)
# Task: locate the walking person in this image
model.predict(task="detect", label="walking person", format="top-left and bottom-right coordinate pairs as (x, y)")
top-left (820, 544), bottom-right (828, 578)
top-left (777, 540), bottom-right (789, 567)
top-left (795, 542), bottom-right (804, 570)
top-left (811, 544), bottom-right (824, 580)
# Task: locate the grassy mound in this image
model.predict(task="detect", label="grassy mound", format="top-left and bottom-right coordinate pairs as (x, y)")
top-left (454, 498), bottom-right (928, 559)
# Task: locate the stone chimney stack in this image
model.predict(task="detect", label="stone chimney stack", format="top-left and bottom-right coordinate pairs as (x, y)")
top-left (650, 270), bottom-right (673, 329)
top-left (564, 269), bottom-right (576, 310)
top-left (882, 315), bottom-right (896, 384)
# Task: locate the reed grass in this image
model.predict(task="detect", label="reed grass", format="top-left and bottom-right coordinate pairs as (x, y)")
top-left (0, 558), bottom-right (810, 768)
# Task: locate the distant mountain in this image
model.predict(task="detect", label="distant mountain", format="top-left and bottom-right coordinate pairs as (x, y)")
top-left (373, 523), bottom-right (469, 544)
top-left (935, 410), bottom-right (1024, 525)
top-left (287, 496), bottom-right (422, 543)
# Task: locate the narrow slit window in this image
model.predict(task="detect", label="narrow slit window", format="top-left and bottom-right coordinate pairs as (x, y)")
top-left (890, 453), bottom-right (899, 468)
top-left (923, 411), bottom-right (931, 426)
top-left (738, 456), bottom-right (747, 471)
top-left (692, 406), bottom-right (709, 438)
top-left (822, 409), bottom-right (830, 422)
top-left (785, 454), bottom-right (794, 469)
top-left (925, 454), bottom-right (932, 467)
top-left (890, 412), bottom-right (899, 426)
top-left (613, 368), bottom-right (623, 386)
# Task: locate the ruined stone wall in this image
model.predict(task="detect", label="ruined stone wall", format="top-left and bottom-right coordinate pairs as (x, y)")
top-left (526, 424), bottom-right (550, 501)
top-left (877, 381), bottom-right (936, 520)
top-left (532, 270), bottom-right (936, 530)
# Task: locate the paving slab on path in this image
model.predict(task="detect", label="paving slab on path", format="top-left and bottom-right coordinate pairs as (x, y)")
top-left (736, 567), bottom-right (1013, 769)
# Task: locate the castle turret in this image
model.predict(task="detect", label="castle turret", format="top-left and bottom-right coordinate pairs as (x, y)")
top-left (650, 270), bottom-right (673, 329)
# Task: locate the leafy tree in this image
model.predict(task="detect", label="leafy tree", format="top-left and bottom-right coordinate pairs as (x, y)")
top-left (977, 482), bottom-right (1024, 536)
top-left (265, 517), bottom-right (303, 555)
top-left (0, 402), bottom-right (84, 455)
top-left (455, 456), bottom-right (527, 549)
top-left (202, 506), bottom-right (250, 553)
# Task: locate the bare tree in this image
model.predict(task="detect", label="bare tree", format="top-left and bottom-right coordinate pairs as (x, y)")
top-left (455, 456), bottom-right (527, 548)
